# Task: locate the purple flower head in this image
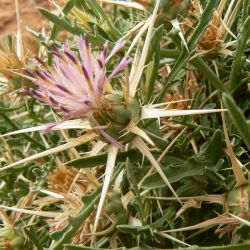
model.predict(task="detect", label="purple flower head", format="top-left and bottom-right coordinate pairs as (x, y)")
top-left (26, 36), bottom-right (131, 122)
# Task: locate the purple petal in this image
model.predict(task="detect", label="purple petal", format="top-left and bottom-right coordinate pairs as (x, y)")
top-left (103, 41), bottom-right (109, 59)
top-left (51, 43), bottom-right (59, 52)
top-left (106, 40), bottom-right (126, 62)
top-left (24, 69), bottom-right (35, 78)
top-left (99, 129), bottom-right (122, 148)
top-left (84, 35), bottom-right (89, 49)
top-left (64, 49), bottom-right (78, 64)
top-left (107, 56), bottom-right (132, 82)
top-left (29, 36), bottom-right (130, 126)
top-left (35, 56), bottom-right (46, 66)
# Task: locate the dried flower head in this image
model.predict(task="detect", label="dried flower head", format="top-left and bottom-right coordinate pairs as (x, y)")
top-left (0, 33), bottom-right (39, 80)
top-left (48, 193), bottom-right (113, 244)
top-left (0, 39), bottom-right (23, 79)
top-left (47, 165), bottom-right (90, 194)
top-left (25, 36), bottom-right (131, 124)
top-left (165, 92), bottom-right (187, 110)
top-left (199, 13), bottom-right (223, 51)
top-left (48, 194), bottom-right (90, 244)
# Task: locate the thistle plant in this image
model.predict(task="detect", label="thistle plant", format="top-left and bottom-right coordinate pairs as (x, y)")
top-left (0, 0), bottom-right (249, 250)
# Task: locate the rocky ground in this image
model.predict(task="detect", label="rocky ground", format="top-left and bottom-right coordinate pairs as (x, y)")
top-left (0, 0), bottom-right (63, 36)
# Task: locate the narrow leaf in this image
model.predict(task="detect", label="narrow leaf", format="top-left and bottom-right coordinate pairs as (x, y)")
top-left (66, 149), bottom-right (140, 168)
top-left (0, 105), bottom-right (23, 113)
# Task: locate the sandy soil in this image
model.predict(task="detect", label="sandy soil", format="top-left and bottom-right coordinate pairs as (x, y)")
top-left (0, 0), bottom-right (63, 37)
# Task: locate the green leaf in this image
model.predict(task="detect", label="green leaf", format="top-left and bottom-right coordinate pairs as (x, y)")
top-left (242, 0), bottom-right (250, 24)
top-left (142, 156), bottom-right (206, 189)
top-left (0, 105), bottom-right (23, 113)
top-left (116, 225), bottom-right (153, 236)
top-left (150, 206), bottom-right (177, 230)
top-left (205, 130), bottom-right (223, 166)
top-left (38, 8), bottom-right (83, 34)
top-left (229, 16), bottom-right (250, 92)
top-left (38, 7), bottom-right (105, 46)
top-left (146, 47), bottom-right (160, 102)
top-left (126, 159), bottom-right (146, 225)
top-left (50, 187), bottom-right (102, 242)
top-left (66, 149), bottom-right (140, 168)
top-left (191, 57), bottom-right (226, 93)
top-left (63, 0), bottom-right (76, 14)
top-left (23, 227), bottom-right (43, 250)
top-left (48, 0), bottom-right (76, 64)
top-left (1, 114), bottom-right (45, 150)
top-left (146, 25), bottom-right (163, 65)
top-left (160, 49), bottom-right (225, 92)
top-left (86, 0), bottom-right (122, 40)
top-left (223, 93), bottom-right (250, 151)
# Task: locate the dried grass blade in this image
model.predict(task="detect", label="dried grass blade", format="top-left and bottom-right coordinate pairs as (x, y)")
top-left (127, 20), bottom-right (150, 55)
top-left (91, 144), bottom-right (119, 244)
top-left (141, 108), bottom-right (227, 119)
top-left (0, 132), bottom-right (97, 172)
top-left (133, 136), bottom-right (181, 204)
top-left (165, 214), bottom-right (233, 232)
top-left (0, 120), bottom-right (91, 138)
top-left (0, 208), bottom-right (14, 230)
top-left (155, 231), bottom-right (190, 247)
top-left (98, 0), bottom-right (146, 10)
top-left (221, 105), bottom-right (247, 187)
top-left (0, 205), bottom-right (61, 218)
top-left (127, 122), bottom-right (155, 146)
top-left (228, 213), bottom-right (250, 227)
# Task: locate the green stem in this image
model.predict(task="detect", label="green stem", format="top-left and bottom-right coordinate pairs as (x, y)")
top-left (242, 0), bottom-right (250, 25)
top-left (229, 16), bottom-right (250, 92)
top-left (191, 57), bottom-right (226, 93)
